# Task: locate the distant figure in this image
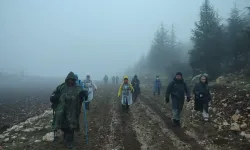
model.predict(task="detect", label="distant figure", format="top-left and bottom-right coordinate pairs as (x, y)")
top-left (165, 72), bottom-right (190, 127)
top-left (112, 76), bottom-right (116, 84)
top-left (51, 72), bottom-right (88, 149)
top-left (83, 74), bottom-right (97, 110)
top-left (153, 75), bottom-right (161, 96)
top-left (131, 74), bottom-right (140, 94)
top-left (115, 76), bottom-right (119, 84)
top-left (75, 74), bottom-right (84, 89)
top-left (118, 76), bottom-right (134, 109)
top-left (103, 75), bottom-right (108, 84)
top-left (193, 75), bottom-right (211, 121)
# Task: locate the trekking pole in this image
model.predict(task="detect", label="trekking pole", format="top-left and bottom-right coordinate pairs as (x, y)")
top-left (52, 110), bottom-right (57, 142)
top-left (191, 99), bottom-right (195, 124)
top-left (53, 130), bottom-right (56, 142)
top-left (83, 99), bottom-right (88, 144)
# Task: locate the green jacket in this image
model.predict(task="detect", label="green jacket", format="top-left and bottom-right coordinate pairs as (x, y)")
top-left (52, 72), bottom-right (88, 130)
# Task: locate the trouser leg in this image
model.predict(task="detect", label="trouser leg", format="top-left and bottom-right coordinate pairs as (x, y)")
top-left (66, 129), bottom-right (75, 149)
top-left (172, 109), bottom-right (181, 126)
top-left (172, 109), bottom-right (181, 121)
top-left (85, 102), bottom-right (90, 110)
top-left (202, 103), bottom-right (209, 120)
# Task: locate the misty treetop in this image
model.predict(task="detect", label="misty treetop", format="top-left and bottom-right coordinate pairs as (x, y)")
top-left (190, 0), bottom-right (225, 79)
top-left (189, 0), bottom-right (250, 79)
top-left (128, 0), bottom-right (250, 80)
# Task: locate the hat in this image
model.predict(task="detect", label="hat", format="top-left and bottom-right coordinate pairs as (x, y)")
top-left (176, 72), bottom-right (182, 76)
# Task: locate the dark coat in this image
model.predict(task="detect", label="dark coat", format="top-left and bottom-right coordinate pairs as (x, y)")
top-left (165, 78), bottom-right (190, 110)
top-left (131, 78), bottom-right (140, 93)
top-left (193, 82), bottom-right (211, 112)
top-left (52, 72), bottom-right (88, 130)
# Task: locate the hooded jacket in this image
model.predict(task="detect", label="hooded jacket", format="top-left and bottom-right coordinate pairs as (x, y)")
top-left (118, 76), bottom-right (134, 97)
top-left (53, 72), bottom-right (88, 130)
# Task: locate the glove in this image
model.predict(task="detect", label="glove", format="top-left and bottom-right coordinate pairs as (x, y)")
top-left (79, 91), bottom-right (88, 101)
top-left (165, 97), bottom-right (169, 103)
top-left (186, 97), bottom-right (191, 102)
top-left (84, 95), bottom-right (88, 101)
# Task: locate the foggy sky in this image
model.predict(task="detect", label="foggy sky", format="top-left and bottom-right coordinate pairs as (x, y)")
top-left (0, 0), bottom-right (249, 79)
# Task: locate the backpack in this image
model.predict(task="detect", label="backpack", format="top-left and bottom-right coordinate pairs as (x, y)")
top-left (50, 83), bottom-right (65, 110)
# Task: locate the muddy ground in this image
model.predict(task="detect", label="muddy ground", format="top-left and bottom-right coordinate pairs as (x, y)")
top-left (1, 84), bottom-right (250, 150)
top-left (0, 85), bottom-right (54, 133)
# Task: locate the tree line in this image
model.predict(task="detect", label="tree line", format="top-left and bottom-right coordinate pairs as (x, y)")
top-left (128, 0), bottom-right (250, 80)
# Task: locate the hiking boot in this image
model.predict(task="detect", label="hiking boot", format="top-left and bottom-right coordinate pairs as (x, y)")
top-left (67, 144), bottom-right (75, 150)
top-left (172, 119), bottom-right (181, 127)
top-left (204, 118), bottom-right (209, 121)
top-left (63, 133), bottom-right (67, 141)
top-left (172, 119), bottom-right (178, 127)
top-left (176, 120), bottom-right (181, 127)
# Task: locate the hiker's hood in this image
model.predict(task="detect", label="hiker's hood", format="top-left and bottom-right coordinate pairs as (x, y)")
top-left (124, 75), bottom-right (128, 80)
top-left (65, 72), bottom-right (77, 82)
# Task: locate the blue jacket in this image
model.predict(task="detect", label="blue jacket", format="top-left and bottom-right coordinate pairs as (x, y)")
top-left (76, 79), bottom-right (85, 89)
top-left (75, 74), bottom-right (84, 89)
top-left (154, 79), bottom-right (161, 89)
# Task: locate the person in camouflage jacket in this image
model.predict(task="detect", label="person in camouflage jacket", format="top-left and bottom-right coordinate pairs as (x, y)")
top-left (52, 71), bottom-right (88, 149)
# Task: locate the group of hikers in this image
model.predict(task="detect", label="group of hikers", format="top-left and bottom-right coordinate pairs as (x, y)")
top-left (152, 72), bottom-right (210, 126)
top-left (116, 72), bottom-right (211, 126)
top-left (103, 75), bottom-right (120, 84)
top-left (49, 71), bottom-right (211, 149)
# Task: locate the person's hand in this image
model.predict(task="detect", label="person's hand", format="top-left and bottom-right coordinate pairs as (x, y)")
top-left (84, 96), bottom-right (88, 101)
top-left (165, 97), bottom-right (169, 103)
top-left (186, 97), bottom-right (191, 102)
top-left (69, 124), bottom-right (74, 130)
top-left (199, 94), bottom-right (203, 98)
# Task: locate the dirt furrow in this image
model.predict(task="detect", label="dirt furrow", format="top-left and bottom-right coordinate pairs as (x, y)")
top-left (131, 100), bottom-right (188, 150)
top-left (139, 93), bottom-right (206, 150)
top-left (77, 86), bottom-right (114, 150)
top-left (113, 95), bottom-right (142, 150)
top-left (104, 89), bottom-right (123, 150)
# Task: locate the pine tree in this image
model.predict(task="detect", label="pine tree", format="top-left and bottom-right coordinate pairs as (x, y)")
top-left (170, 24), bottom-right (176, 49)
top-left (147, 23), bottom-right (169, 72)
top-left (189, 0), bottom-right (224, 78)
top-left (226, 4), bottom-right (245, 71)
